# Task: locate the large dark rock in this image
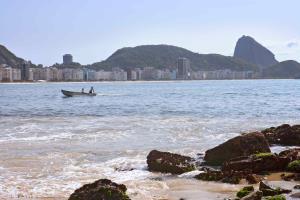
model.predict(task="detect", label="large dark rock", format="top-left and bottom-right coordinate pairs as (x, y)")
top-left (222, 153), bottom-right (291, 173)
top-left (262, 124), bottom-right (300, 146)
top-left (233, 35), bottom-right (278, 68)
top-left (204, 132), bottom-right (270, 165)
top-left (259, 181), bottom-right (291, 196)
top-left (68, 179), bottom-right (130, 200)
top-left (146, 150), bottom-right (195, 174)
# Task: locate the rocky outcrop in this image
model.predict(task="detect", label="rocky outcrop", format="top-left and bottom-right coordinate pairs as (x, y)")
top-left (204, 132), bottom-right (270, 165)
top-left (68, 179), bottom-right (130, 200)
top-left (259, 181), bottom-right (291, 196)
top-left (222, 153), bottom-right (291, 173)
top-left (262, 124), bottom-right (300, 146)
top-left (146, 150), bottom-right (195, 174)
top-left (194, 168), bottom-right (261, 184)
top-left (233, 35), bottom-right (278, 67)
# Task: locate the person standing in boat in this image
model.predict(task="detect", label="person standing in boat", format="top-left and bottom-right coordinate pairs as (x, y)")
top-left (89, 87), bottom-right (94, 94)
top-left (81, 88), bottom-right (84, 93)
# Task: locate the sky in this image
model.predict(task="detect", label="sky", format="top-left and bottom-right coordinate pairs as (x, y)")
top-left (0, 0), bottom-right (299, 66)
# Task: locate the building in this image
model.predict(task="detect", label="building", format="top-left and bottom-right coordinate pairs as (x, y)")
top-left (134, 68), bottom-right (142, 80)
top-left (83, 68), bottom-right (97, 81)
top-left (111, 68), bottom-right (127, 81)
top-left (12, 68), bottom-right (21, 81)
top-left (141, 67), bottom-right (155, 80)
top-left (95, 70), bottom-right (112, 81)
top-left (62, 68), bottom-right (73, 81)
top-left (0, 67), bottom-right (2, 81)
top-left (2, 67), bottom-right (13, 82)
top-left (21, 61), bottom-right (30, 81)
top-left (63, 54), bottom-right (73, 65)
top-left (72, 69), bottom-right (84, 81)
top-left (177, 57), bottom-right (191, 80)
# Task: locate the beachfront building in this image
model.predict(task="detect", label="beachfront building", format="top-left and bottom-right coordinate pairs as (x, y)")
top-left (21, 61), bottom-right (30, 81)
top-left (12, 68), bottom-right (21, 81)
top-left (95, 70), bottom-right (112, 81)
top-left (160, 69), bottom-right (177, 80)
top-left (62, 68), bottom-right (73, 81)
top-left (111, 68), bottom-right (127, 81)
top-left (131, 70), bottom-right (137, 80)
top-left (2, 66), bottom-right (13, 82)
top-left (134, 68), bottom-right (142, 80)
top-left (141, 67), bottom-right (155, 80)
top-left (83, 69), bottom-right (97, 81)
top-left (177, 57), bottom-right (191, 80)
top-left (0, 67), bottom-right (2, 81)
top-left (72, 69), bottom-right (84, 81)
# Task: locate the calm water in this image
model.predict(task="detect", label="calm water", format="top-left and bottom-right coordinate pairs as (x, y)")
top-left (0, 80), bottom-right (300, 199)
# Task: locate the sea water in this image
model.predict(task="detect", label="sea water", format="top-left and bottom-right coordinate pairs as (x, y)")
top-left (0, 80), bottom-right (300, 199)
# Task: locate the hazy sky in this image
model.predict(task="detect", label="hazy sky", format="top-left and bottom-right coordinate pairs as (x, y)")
top-left (0, 0), bottom-right (299, 66)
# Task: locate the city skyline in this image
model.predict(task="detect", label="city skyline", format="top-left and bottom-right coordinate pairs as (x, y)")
top-left (0, 0), bottom-right (299, 66)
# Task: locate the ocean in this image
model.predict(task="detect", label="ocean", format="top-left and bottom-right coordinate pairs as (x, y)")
top-left (1, 80), bottom-right (300, 199)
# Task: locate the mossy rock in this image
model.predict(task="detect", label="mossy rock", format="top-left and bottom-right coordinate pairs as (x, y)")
top-left (254, 152), bottom-right (274, 159)
top-left (264, 194), bottom-right (286, 200)
top-left (236, 186), bottom-right (254, 198)
top-left (287, 160), bottom-right (300, 172)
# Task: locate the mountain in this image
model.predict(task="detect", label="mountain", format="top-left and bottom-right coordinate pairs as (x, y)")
top-left (234, 35), bottom-right (278, 67)
top-left (91, 45), bottom-right (258, 71)
top-left (263, 60), bottom-right (300, 78)
top-left (0, 44), bottom-right (25, 67)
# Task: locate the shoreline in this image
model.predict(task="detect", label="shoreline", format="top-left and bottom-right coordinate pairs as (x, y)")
top-left (0, 78), bottom-right (298, 85)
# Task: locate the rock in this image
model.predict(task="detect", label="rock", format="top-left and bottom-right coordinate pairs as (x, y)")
top-left (68, 179), bottom-right (130, 200)
top-left (146, 150), bottom-right (195, 174)
top-left (258, 181), bottom-right (291, 196)
top-left (240, 191), bottom-right (263, 200)
top-left (233, 35), bottom-right (278, 67)
top-left (204, 132), bottom-right (270, 166)
top-left (294, 185), bottom-right (300, 189)
top-left (194, 169), bottom-right (224, 182)
top-left (195, 169), bottom-right (253, 184)
top-left (280, 173), bottom-right (300, 181)
top-left (264, 195), bottom-right (286, 200)
top-left (291, 192), bottom-right (300, 198)
top-left (246, 174), bottom-right (262, 184)
top-left (262, 124), bottom-right (300, 146)
top-left (279, 148), bottom-right (300, 160)
top-left (222, 153), bottom-right (290, 173)
top-left (236, 186), bottom-right (255, 198)
top-left (287, 160), bottom-right (300, 173)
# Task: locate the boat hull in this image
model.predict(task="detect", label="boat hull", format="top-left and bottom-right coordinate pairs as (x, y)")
top-left (61, 90), bottom-right (96, 97)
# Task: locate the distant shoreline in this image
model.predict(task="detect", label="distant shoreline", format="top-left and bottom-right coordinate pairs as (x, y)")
top-left (0, 78), bottom-right (297, 84)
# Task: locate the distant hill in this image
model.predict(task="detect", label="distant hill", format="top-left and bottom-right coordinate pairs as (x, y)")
top-left (92, 45), bottom-right (258, 71)
top-left (0, 44), bottom-right (25, 67)
top-left (234, 35), bottom-right (278, 67)
top-left (263, 60), bottom-right (300, 78)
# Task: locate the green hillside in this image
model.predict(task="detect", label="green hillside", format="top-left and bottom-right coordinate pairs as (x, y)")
top-left (263, 60), bottom-right (300, 78)
top-left (91, 45), bottom-right (258, 71)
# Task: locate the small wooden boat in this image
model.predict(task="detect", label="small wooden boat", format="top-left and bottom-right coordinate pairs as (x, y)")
top-left (61, 89), bottom-right (96, 97)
